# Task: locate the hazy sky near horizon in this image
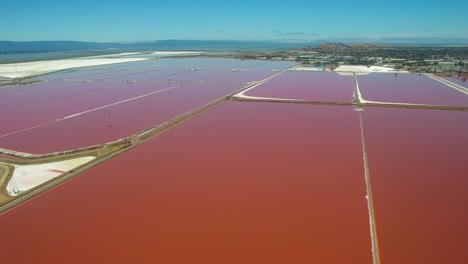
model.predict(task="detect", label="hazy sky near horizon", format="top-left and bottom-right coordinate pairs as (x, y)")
top-left (2, 0), bottom-right (468, 42)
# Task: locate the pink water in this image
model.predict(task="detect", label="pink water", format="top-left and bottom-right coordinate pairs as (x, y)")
top-left (443, 76), bottom-right (468, 88)
top-left (0, 82), bottom-right (246, 153)
top-left (146, 70), bottom-right (232, 81)
top-left (0, 102), bottom-right (372, 264)
top-left (208, 70), bottom-right (278, 82)
top-left (86, 58), bottom-right (295, 70)
top-left (39, 69), bottom-right (125, 80)
top-left (0, 81), bottom-right (97, 110)
top-left (246, 71), bottom-right (354, 101)
top-left (102, 69), bottom-right (191, 81)
top-left (358, 73), bottom-right (468, 106)
top-left (0, 82), bottom-right (176, 136)
top-left (362, 107), bottom-right (468, 264)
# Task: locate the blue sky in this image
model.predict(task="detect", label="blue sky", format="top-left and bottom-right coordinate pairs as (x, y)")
top-left (2, 0), bottom-right (468, 42)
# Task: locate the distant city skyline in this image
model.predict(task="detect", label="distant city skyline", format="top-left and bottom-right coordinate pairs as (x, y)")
top-left (2, 0), bottom-right (468, 43)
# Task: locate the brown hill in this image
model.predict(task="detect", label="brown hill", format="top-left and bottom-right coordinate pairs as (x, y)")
top-left (316, 43), bottom-right (351, 50)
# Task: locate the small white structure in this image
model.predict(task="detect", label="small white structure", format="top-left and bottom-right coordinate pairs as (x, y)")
top-left (334, 65), bottom-right (408, 75)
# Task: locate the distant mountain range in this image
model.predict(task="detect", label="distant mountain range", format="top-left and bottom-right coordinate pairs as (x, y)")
top-left (0, 40), bottom-right (310, 54)
top-left (1, 38), bottom-right (467, 54)
top-left (0, 41), bottom-right (125, 53)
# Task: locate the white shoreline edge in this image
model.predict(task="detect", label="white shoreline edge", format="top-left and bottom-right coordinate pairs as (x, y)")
top-left (6, 156), bottom-right (95, 196)
top-left (0, 57), bottom-right (149, 78)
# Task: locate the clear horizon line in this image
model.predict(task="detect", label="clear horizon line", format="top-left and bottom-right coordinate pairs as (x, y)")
top-left (2, 37), bottom-right (468, 45)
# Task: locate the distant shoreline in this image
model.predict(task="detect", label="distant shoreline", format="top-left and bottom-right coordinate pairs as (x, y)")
top-left (0, 50), bottom-right (132, 64)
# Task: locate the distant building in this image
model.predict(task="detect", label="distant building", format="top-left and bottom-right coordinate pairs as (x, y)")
top-left (438, 62), bottom-right (455, 71)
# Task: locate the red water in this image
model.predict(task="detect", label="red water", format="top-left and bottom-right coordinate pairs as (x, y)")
top-left (0, 102), bottom-right (372, 264)
top-left (0, 82), bottom-right (246, 153)
top-left (358, 73), bottom-right (468, 106)
top-left (245, 71), bottom-right (354, 101)
top-left (361, 107), bottom-right (468, 264)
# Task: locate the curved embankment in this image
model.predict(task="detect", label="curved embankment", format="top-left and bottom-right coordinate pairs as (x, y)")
top-left (0, 164), bottom-right (14, 204)
top-left (0, 139), bottom-right (130, 213)
top-left (3, 67), bottom-right (467, 214)
top-left (0, 77), bottom-right (265, 214)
